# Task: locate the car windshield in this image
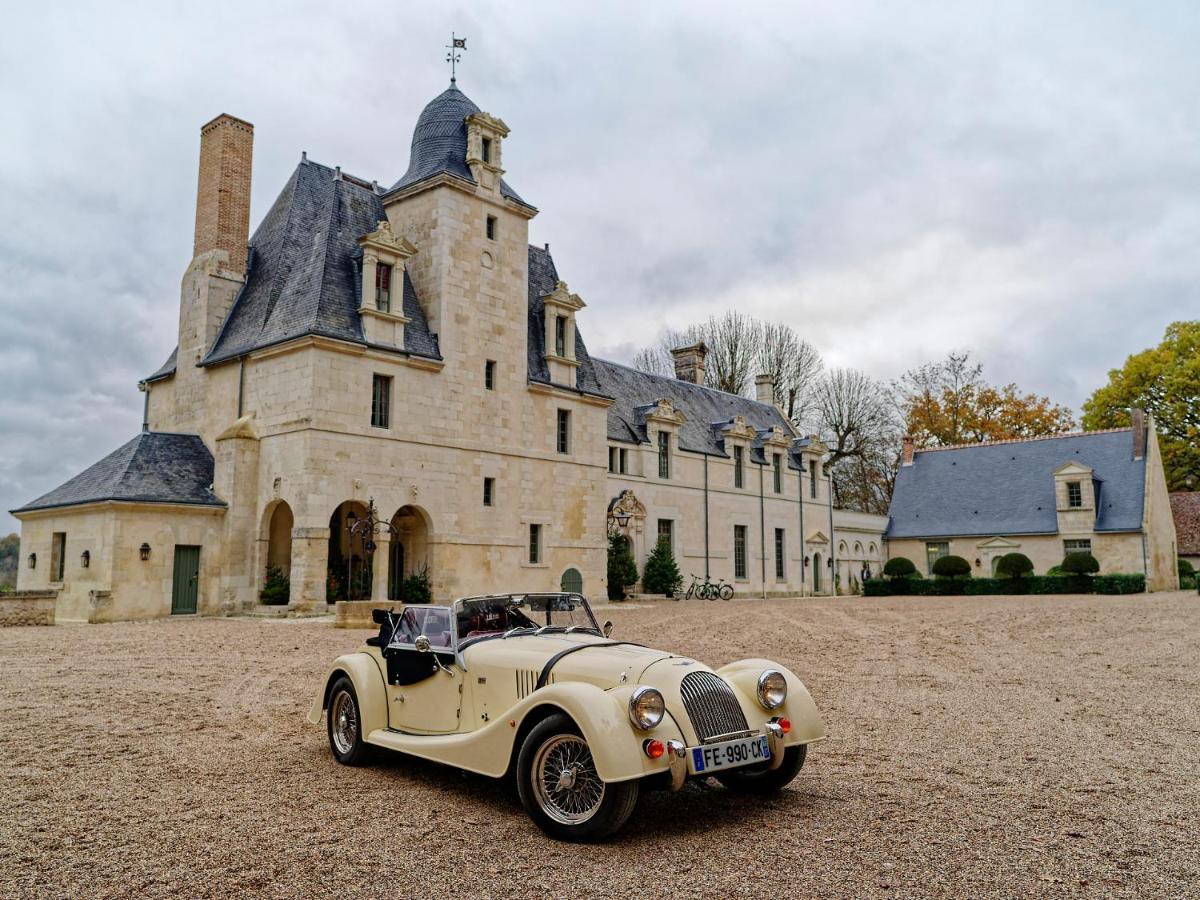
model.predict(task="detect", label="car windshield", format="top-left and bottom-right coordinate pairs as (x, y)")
top-left (456, 593), bottom-right (599, 642)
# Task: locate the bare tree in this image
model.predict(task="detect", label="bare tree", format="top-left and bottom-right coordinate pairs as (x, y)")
top-left (813, 367), bottom-right (902, 511)
top-left (756, 322), bottom-right (823, 424)
top-left (704, 311), bottom-right (761, 396)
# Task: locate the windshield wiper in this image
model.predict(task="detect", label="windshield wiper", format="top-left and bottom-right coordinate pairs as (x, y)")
top-left (502, 626), bottom-right (538, 639)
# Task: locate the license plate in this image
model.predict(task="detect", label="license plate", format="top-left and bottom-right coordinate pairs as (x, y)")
top-left (689, 734), bottom-right (771, 774)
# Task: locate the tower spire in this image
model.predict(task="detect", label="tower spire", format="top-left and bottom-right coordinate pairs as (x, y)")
top-left (445, 32), bottom-right (466, 85)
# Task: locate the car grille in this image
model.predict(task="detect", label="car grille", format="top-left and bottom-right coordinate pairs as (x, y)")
top-left (679, 671), bottom-right (750, 743)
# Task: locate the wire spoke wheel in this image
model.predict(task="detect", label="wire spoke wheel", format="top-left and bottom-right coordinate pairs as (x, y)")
top-left (330, 689), bottom-right (358, 756)
top-left (532, 735), bottom-right (606, 825)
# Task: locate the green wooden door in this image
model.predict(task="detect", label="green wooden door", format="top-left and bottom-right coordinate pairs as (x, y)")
top-left (560, 567), bottom-right (583, 594)
top-left (172, 545), bottom-right (201, 614)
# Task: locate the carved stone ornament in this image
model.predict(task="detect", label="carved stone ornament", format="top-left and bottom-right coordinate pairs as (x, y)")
top-left (358, 220), bottom-right (417, 258)
top-left (608, 489), bottom-right (647, 521)
top-left (541, 280), bottom-right (586, 311)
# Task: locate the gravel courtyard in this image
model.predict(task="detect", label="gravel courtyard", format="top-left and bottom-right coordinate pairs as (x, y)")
top-left (2, 592), bottom-right (1198, 898)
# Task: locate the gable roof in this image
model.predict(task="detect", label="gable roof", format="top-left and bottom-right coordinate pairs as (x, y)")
top-left (12, 432), bottom-right (225, 514)
top-left (886, 429), bottom-right (1146, 539)
top-left (387, 84), bottom-right (529, 208)
top-left (589, 357), bottom-right (796, 460)
top-left (202, 159), bottom-right (440, 366)
top-left (1170, 492), bottom-right (1200, 556)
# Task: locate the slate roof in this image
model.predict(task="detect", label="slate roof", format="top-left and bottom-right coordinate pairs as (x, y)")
top-left (1169, 492), bottom-right (1200, 555)
top-left (526, 245), bottom-right (603, 395)
top-left (589, 357), bottom-right (796, 461)
top-left (13, 432), bottom-right (225, 513)
top-left (387, 84), bottom-right (529, 208)
top-left (203, 159), bottom-right (440, 366)
top-left (144, 347), bottom-right (177, 383)
top-left (886, 429), bottom-right (1146, 539)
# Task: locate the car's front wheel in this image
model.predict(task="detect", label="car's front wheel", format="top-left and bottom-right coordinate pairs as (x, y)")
top-left (516, 713), bottom-right (639, 841)
top-left (715, 744), bottom-right (806, 793)
top-left (326, 676), bottom-right (369, 766)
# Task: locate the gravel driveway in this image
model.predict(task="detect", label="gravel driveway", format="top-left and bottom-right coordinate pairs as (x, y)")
top-left (2, 592), bottom-right (1198, 898)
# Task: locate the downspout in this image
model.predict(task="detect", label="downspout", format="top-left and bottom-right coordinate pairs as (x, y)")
top-left (237, 356), bottom-right (246, 418)
top-left (798, 459), bottom-right (805, 597)
top-left (759, 460), bottom-right (767, 599)
top-left (827, 462), bottom-right (835, 596)
top-left (703, 454), bottom-right (710, 579)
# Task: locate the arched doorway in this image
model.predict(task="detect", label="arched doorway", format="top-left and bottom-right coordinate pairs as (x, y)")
top-left (264, 501), bottom-right (293, 577)
top-left (812, 553), bottom-right (822, 593)
top-left (560, 567), bottom-right (583, 594)
top-left (388, 505), bottom-right (431, 601)
top-left (991, 556), bottom-right (1002, 576)
top-left (328, 500), bottom-right (369, 602)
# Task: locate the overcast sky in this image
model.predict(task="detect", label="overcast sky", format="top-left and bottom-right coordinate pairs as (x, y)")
top-left (2, 1), bottom-right (1198, 532)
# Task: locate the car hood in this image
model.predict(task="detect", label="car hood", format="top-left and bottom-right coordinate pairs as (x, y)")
top-left (462, 633), bottom-right (679, 690)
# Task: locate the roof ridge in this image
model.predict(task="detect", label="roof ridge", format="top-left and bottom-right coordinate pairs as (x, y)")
top-left (915, 427), bottom-right (1133, 454)
top-left (302, 157), bottom-right (379, 192)
top-left (594, 356), bottom-right (779, 410)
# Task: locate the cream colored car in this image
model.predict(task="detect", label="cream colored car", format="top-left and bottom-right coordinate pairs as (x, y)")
top-left (309, 592), bottom-right (825, 840)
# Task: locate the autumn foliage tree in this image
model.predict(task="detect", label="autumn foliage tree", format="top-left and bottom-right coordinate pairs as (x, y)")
top-left (898, 351), bottom-right (1075, 446)
top-left (1082, 321), bottom-right (1199, 492)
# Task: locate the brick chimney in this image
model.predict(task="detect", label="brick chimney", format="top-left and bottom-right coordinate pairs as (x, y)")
top-left (194, 113), bottom-right (254, 276)
top-left (901, 435), bottom-right (915, 466)
top-left (1131, 407), bottom-right (1146, 460)
top-left (755, 373), bottom-right (775, 406)
top-left (670, 342), bottom-right (707, 385)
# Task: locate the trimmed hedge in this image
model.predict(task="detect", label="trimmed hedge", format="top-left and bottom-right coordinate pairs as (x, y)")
top-left (931, 555), bottom-right (972, 579)
top-left (883, 557), bottom-right (917, 579)
top-left (995, 552), bottom-right (1034, 579)
top-left (864, 573), bottom-right (1145, 596)
top-left (1062, 552), bottom-right (1100, 575)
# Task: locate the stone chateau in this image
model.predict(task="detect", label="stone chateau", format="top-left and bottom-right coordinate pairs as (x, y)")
top-left (13, 80), bottom-right (887, 623)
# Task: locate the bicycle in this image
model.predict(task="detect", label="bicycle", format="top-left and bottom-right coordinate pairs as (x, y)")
top-left (683, 573), bottom-right (732, 601)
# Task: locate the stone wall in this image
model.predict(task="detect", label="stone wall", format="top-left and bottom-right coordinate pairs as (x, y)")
top-left (0, 590), bottom-right (57, 626)
top-left (886, 532), bottom-right (1149, 581)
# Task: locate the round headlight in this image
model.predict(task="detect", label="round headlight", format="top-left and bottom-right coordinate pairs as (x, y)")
top-left (757, 670), bottom-right (787, 710)
top-left (628, 686), bottom-right (665, 730)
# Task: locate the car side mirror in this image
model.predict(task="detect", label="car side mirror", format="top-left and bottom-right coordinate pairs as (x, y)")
top-left (602, 620), bottom-right (613, 638)
top-left (414, 634), bottom-right (432, 653)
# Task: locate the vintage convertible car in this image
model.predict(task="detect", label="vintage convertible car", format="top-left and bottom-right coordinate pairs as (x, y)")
top-left (308, 592), bottom-right (825, 840)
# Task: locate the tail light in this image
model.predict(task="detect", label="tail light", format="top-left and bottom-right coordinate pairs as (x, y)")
top-left (643, 738), bottom-right (665, 759)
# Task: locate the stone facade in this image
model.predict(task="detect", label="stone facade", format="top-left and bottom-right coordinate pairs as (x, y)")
top-left (13, 83), bottom-right (886, 623)
top-left (0, 591), bottom-right (57, 627)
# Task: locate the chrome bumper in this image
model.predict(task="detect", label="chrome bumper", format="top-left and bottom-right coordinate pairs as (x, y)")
top-left (665, 723), bottom-right (784, 790)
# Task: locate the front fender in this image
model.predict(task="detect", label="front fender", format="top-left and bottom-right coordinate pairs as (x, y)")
top-left (516, 682), bottom-right (687, 783)
top-left (306, 652), bottom-right (388, 736)
top-left (716, 658), bottom-right (826, 746)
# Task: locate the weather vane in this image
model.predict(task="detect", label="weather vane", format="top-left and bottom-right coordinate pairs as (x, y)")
top-left (446, 32), bottom-right (466, 84)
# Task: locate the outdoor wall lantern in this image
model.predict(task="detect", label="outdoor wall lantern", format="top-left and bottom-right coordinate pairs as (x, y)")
top-left (607, 509), bottom-right (632, 530)
top-left (974, 558), bottom-right (981, 568)
top-left (139, 543), bottom-right (152, 561)
top-left (803, 555), bottom-right (810, 567)
top-left (28, 552), bottom-right (36, 569)
top-left (827, 558), bottom-right (833, 568)
top-left (81, 550), bottom-right (90, 568)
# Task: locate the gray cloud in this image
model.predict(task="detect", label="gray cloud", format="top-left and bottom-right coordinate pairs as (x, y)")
top-left (2, 1), bottom-right (1198, 530)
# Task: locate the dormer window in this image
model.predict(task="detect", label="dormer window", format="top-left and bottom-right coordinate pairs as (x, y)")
top-left (733, 446), bottom-right (745, 488)
top-left (486, 215), bottom-right (497, 241)
top-left (481, 137), bottom-right (492, 163)
top-left (555, 315), bottom-right (567, 357)
top-left (375, 263), bottom-right (392, 312)
top-left (1067, 481), bottom-right (1082, 508)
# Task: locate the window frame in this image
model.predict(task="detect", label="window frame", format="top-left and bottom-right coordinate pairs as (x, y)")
top-left (733, 445), bottom-right (745, 489)
top-left (554, 314), bottom-right (567, 358)
top-left (1066, 481), bottom-right (1083, 508)
top-left (608, 447), bottom-right (617, 473)
top-left (619, 448), bottom-right (628, 474)
top-left (772, 453), bottom-right (782, 494)
top-left (486, 215), bottom-right (497, 241)
top-left (809, 460), bottom-right (818, 499)
top-left (657, 518), bottom-right (674, 554)
top-left (484, 360), bottom-right (496, 390)
top-left (556, 409), bottom-right (571, 454)
top-left (528, 524), bottom-right (542, 565)
top-left (375, 262), bottom-right (392, 312)
top-left (657, 431), bottom-right (670, 479)
top-left (481, 136), bottom-right (492, 163)
top-left (51, 532), bottom-right (66, 583)
top-left (370, 373), bottom-right (392, 429)
top-left (483, 477), bottom-right (495, 507)
top-left (734, 525), bottom-right (748, 580)
top-left (925, 540), bottom-right (950, 574)
top-left (774, 528), bottom-right (785, 580)
top-left (1063, 538), bottom-right (1092, 555)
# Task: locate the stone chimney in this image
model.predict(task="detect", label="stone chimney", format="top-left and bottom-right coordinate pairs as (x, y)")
top-left (194, 113), bottom-right (254, 276)
top-left (755, 373), bottom-right (775, 406)
top-left (901, 435), bottom-right (915, 466)
top-left (670, 342), bottom-right (708, 385)
top-left (1131, 407), bottom-right (1146, 460)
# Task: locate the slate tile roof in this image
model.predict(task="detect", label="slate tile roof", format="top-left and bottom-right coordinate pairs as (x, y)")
top-left (1169, 492), bottom-right (1200, 555)
top-left (13, 432), bottom-right (224, 513)
top-left (886, 429), bottom-right (1146, 539)
top-left (386, 84), bottom-right (529, 208)
top-left (588, 357), bottom-right (797, 462)
top-left (204, 159), bottom-right (440, 366)
top-left (526, 245), bottom-right (603, 396)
